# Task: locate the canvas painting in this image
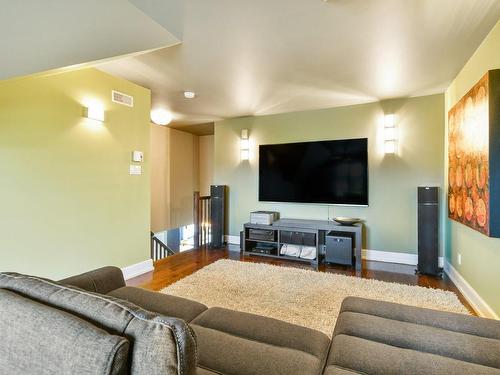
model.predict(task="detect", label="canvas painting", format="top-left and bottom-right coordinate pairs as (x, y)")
top-left (448, 73), bottom-right (489, 235)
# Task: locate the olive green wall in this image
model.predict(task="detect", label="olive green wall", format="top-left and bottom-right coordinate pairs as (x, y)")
top-left (445, 20), bottom-right (500, 317)
top-left (0, 68), bottom-right (151, 279)
top-left (214, 94), bottom-right (445, 254)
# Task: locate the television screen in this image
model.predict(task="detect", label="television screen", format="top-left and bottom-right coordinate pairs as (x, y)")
top-left (259, 138), bottom-right (368, 205)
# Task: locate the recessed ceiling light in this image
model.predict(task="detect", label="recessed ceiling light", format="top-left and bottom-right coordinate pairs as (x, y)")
top-left (184, 91), bottom-right (196, 99)
top-left (150, 109), bottom-right (173, 126)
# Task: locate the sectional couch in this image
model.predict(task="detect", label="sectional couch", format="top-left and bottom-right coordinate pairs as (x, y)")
top-left (1, 266), bottom-right (499, 374)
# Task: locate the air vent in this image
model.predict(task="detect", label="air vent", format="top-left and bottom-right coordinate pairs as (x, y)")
top-left (112, 90), bottom-right (134, 107)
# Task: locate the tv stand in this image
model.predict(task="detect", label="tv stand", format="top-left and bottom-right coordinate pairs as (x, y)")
top-left (242, 218), bottom-right (363, 271)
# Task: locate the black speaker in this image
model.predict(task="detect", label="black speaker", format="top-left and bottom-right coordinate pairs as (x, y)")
top-left (417, 186), bottom-right (440, 276)
top-left (210, 185), bottom-right (226, 248)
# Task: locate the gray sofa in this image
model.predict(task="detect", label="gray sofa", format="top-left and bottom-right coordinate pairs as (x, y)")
top-left (1, 267), bottom-right (499, 374)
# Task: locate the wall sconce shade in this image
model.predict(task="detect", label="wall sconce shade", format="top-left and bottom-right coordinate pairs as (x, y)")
top-left (84, 103), bottom-right (104, 122)
top-left (384, 126), bottom-right (397, 141)
top-left (240, 139), bottom-right (250, 149)
top-left (384, 114), bottom-right (395, 128)
top-left (383, 114), bottom-right (397, 154)
top-left (384, 140), bottom-right (396, 154)
top-left (241, 149), bottom-right (250, 160)
top-left (240, 128), bottom-right (249, 161)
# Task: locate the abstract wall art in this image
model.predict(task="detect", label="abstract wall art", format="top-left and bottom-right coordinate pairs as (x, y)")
top-left (448, 70), bottom-right (500, 237)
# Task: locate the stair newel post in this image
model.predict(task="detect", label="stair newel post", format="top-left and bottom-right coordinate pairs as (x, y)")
top-left (194, 191), bottom-right (200, 248)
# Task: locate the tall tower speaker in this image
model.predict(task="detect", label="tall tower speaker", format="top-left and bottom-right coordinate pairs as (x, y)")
top-left (417, 186), bottom-right (441, 276)
top-left (210, 185), bottom-right (226, 248)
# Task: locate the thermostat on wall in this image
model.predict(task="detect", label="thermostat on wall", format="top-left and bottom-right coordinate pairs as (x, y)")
top-left (132, 151), bottom-right (144, 162)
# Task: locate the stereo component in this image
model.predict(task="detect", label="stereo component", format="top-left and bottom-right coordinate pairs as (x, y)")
top-left (250, 211), bottom-right (279, 225)
top-left (250, 245), bottom-right (274, 255)
top-left (325, 231), bottom-right (354, 265)
top-left (248, 228), bottom-right (276, 242)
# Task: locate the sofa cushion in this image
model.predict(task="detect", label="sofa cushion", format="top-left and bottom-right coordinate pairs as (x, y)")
top-left (59, 266), bottom-right (126, 294)
top-left (339, 296), bottom-right (500, 340)
top-left (191, 307), bottom-right (330, 375)
top-left (323, 366), bottom-right (362, 375)
top-left (333, 311), bottom-right (500, 369)
top-left (324, 297), bottom-right (500, 375)
top-left (0, 272), bottom-right (197, 375)
top-left (0, 289), bottom-right (129, 375)
top-left (196, 367), bottom-right (222, 375)
top-left (325, 334), bottom-right (499, 375)
top-left (108, 286), bottom-right (207, 322)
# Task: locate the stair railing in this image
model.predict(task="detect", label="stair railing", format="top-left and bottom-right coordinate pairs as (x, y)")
top-left (150, 232), bottom-right (176, 262)
top-left (193, 191), bottom-right (211, 248)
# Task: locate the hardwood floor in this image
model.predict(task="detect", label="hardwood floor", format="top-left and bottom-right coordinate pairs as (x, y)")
top-left (128, 245), bottom-right (475, 315)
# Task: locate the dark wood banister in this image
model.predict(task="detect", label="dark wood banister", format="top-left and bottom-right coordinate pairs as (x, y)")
top-left (150, 232), bottom-right (176, 261)
top-left (194, 191), bottom-right (211, 248)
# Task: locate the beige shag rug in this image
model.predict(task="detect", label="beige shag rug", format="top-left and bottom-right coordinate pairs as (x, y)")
top-left (162, 259), bottom-right (468, 337)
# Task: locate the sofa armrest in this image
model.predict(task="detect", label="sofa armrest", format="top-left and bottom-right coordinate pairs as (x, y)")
top-left (59, 266), bottom-right (125, 294)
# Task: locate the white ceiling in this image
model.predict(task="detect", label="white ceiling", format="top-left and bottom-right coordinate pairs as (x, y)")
top-left (100, 1), bottom-right (500, 127)
top-left (0, 0), bottom-right (179, 80)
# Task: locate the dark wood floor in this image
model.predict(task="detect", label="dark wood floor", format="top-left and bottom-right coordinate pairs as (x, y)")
top-left (128, 245), bottom-right (475, 315)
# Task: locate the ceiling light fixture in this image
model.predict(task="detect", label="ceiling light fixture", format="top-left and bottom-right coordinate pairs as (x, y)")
top-left (184, 91), bottom-right (196, 99)
top-left (151, 109), bottom-right (173, 126)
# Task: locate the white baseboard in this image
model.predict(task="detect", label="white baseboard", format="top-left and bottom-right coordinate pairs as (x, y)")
top-left (228, 234), bottom-right (442, 266)
top-left (362, 249), bottom-right (417, 265)
top-left (228, 234), bottom-right (497, 318)
top-left (443, 260), bottom-right (498, 319)
top-left (225, 235), bottom-right (241, 252)
top-left (362, 249), bottom-right (444, 267)
top-left (121, 259), bottom-right (154, 280)
top-left (226, 235), bottom-right (240, 245)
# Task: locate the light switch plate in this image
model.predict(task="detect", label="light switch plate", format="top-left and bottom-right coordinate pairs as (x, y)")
top-left (132, 151), bottom-right (144, 162)
top-left (129, 165), bottom-right (142, 175)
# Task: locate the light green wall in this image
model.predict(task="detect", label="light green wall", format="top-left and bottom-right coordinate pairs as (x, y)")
top-left (445, 20), bottom-right (500, 316)
top-left (214, 94), bottom-right (444, 254)
top-left (0, 68), bottom-right (151, 279)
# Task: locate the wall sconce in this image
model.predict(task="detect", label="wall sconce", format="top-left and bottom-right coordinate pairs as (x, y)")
top-left (240, 129), bottom-right (249, 161)
top-left (384, 114), bottom-right (397, 154)
top-left (83, 102), bottom-right (105, 122)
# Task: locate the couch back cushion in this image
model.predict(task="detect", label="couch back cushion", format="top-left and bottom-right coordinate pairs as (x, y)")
top-left (59, 266), bottom-right (126, 294)
top-left (0, 289), bottom-right (129, 375)
top-left (0, 273), bottom-right (197, 375)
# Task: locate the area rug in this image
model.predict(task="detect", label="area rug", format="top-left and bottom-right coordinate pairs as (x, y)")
top-left (162, 259), bottom-right (469, 337)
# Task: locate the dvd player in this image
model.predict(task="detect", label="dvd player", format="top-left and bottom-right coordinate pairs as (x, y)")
top-left (248, 228), bottom-right (275, 242)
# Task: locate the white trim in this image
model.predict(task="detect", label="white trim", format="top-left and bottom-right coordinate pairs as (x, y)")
top-left (227, 235), bottom-right (443, 267)
top-left (226, 235), bottom-right (240, 245)
top-left (228, 233), bottom-right (498, 317)
top-left (225, 235), bottom-right (241, 251)
top-left (443, 260), bottom-right (499, 319)
top-left (121, 259), bottom-right (154, 280)
top-left (363, 249), bottom-right (417, 265)
top-left (362, 249), bottom-right (444, 268)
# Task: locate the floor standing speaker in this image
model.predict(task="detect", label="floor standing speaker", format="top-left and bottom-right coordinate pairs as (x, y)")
top-left (210, 185), bottom-right (226, 248)
top-left (417, 186), bottom-right (441, 276)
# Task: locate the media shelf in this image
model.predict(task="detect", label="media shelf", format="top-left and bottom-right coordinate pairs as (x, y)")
top-left (242, 218), bottom-right (363, 271)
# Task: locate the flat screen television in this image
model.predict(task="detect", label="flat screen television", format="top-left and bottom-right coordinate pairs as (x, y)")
top-left (259, 138), bottom-right (368, 205)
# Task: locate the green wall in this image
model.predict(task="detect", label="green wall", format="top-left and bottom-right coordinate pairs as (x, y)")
top-left (0, 68), bottom-right (151, 279)
top-left (445, 20), bottom-right (500, 316)
top-left (214, 94), bottom-right (444, 254)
